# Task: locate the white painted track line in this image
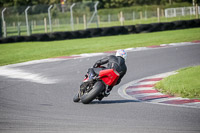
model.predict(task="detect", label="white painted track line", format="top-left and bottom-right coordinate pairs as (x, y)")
top-left (0, 67), bottom-right (58, 84)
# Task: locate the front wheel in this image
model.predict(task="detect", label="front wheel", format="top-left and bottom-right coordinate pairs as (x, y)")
top-left (73, 93), bottom-right (80, 102)
top-left (80, 81), bottom-right (105, 104)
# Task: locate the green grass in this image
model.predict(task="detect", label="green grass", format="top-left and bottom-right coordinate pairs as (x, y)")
top-left (155, 66), bottom-right (200, 99)
top-left (0, 27), bottom-right (200, 66)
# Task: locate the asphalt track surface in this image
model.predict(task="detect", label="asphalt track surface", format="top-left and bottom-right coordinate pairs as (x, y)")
top-left (0, 43), bottom-right (200, 133)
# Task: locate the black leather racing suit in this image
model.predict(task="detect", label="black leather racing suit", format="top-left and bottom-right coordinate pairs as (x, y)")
top-left (92, 55), bottom-right (127, 85)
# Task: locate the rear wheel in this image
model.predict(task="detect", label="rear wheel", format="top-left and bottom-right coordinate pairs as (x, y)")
top-left (80, 81), bottom-right (105, 104)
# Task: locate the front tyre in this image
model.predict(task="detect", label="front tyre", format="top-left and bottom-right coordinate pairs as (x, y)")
top-left (80, 81), bottom-right (105, 104)
top-left (73, 93), bottom-right (80, 102)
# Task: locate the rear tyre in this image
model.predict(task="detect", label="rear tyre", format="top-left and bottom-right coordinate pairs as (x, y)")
top-left (73, 93), bottom-right (80, 102)
top-left (80, 81), bottom-right (105, 104)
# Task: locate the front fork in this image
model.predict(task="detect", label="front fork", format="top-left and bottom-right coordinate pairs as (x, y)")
top-left (104, 85), bottom-right (110, 95)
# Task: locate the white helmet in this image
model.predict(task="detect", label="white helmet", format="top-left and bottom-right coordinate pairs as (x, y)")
top-left (116, 49), bottom-right (127, 60)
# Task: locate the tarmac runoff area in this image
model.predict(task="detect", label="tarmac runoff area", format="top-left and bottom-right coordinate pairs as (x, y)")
top-left (118, 71), bottom-right (200, 108)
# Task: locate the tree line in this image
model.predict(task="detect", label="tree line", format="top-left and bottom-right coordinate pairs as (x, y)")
top-left (0, 0), bottom-right (198, 8)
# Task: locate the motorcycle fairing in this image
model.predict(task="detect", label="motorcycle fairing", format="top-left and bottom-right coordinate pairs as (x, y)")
top-left (99, 69), bottom-right (119, 86)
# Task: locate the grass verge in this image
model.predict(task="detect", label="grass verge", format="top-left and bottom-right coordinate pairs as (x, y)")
top-left (155, 66), bottom-right (200, 99)
top-left (0, 27), bottom-right (200, 66)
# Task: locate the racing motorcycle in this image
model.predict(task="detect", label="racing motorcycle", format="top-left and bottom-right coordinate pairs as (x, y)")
top-left (73, 66), bottom-right (120, 104)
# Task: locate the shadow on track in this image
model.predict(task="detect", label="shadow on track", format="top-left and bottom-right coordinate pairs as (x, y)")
top-left (91, 99), bottom-right (139, 104)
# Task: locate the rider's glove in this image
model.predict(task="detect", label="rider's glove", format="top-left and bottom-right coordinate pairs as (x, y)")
top-left (93, 60), bottom-right (101, 68)
top-left (93, 63), bottom-right (99, 68)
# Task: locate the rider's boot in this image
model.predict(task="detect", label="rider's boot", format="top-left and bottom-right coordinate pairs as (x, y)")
top-left (104, 86), bottom-right (113, 97)
top-left (97, 95), bottom-right (104, 101)
top-left (97, 90), bottom-right (111, 101)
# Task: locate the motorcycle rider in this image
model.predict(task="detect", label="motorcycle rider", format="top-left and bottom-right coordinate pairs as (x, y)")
top-left (87, 49), bottom-right (127, 100)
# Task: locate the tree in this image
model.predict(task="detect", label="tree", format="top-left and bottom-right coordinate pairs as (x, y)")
top-left (0, 0), bottom-right (197, 8)
top-left (0, 0), bottom-right (60, 7)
